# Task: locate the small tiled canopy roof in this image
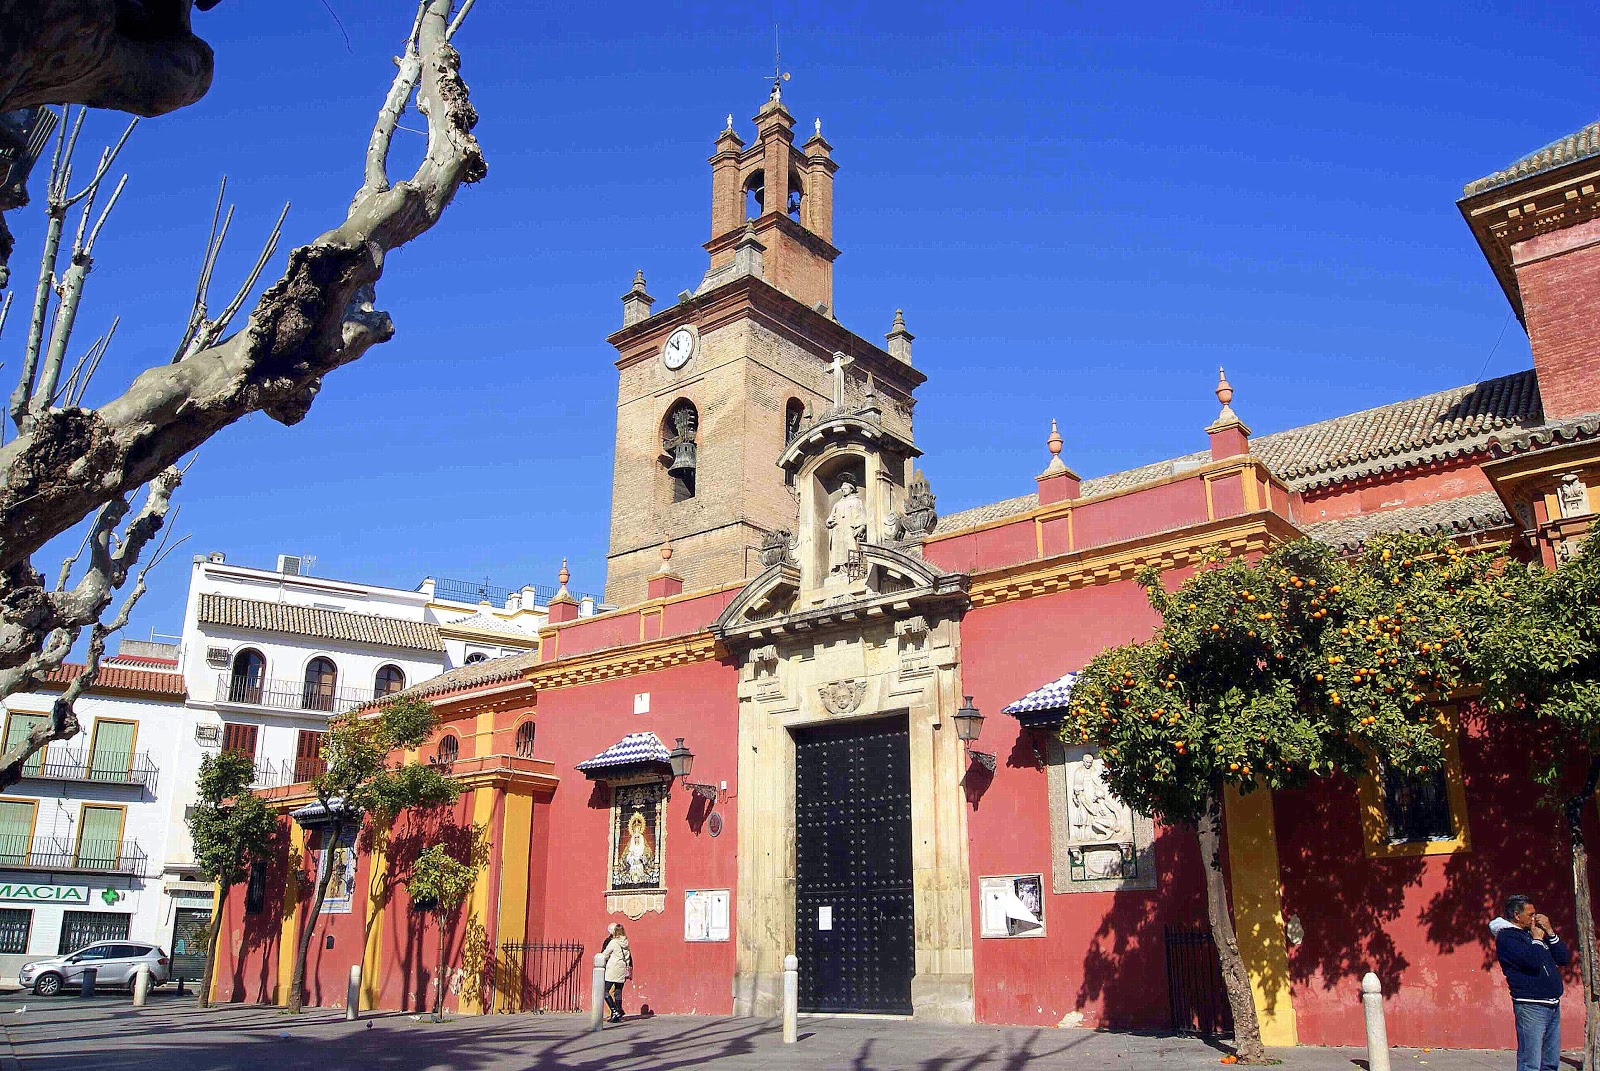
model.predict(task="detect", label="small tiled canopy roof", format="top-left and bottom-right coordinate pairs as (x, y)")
top-left (1002, 671), bottom-right (1079, 727)
top-left (575, 731), bottom-right (673, 780)
top-left (198, 593), bottom-right (444, 652)
top-left (290, 797), bottom-right (361, 825)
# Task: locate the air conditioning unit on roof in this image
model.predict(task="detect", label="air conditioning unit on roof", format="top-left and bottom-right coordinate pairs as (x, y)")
top-left (277, 554), bottom-right (302, 576)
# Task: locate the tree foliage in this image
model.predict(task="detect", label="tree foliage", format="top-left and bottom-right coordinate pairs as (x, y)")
top-left (406, 823), bottom-right (489, 1022)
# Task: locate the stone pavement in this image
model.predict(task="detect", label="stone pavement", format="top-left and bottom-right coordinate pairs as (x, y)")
top-left (0, 990), bottom-right (1541, 1071)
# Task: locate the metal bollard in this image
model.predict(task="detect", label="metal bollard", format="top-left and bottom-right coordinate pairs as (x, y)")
top-left (1361, 972), bottom-right (1390, 1071)
top-left (782, 955), bottom-right (798, 1044)
top-left (79, 967), bottom-right (97, 997)
top-left (132, 964), bottom-right (151, 1007)
top-left (346, 964), bottom-right (361, 1021)
top-left (588, 953), bottom-right (606, 1031)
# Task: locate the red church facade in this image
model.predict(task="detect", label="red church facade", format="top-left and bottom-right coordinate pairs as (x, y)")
top-left (211, 102), bottom-right (1600, 1051)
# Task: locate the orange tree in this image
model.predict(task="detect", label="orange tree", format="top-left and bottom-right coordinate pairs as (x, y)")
top-left (1464, 533), bottom-right (1600, 1071)
top-left (1062, 533), bottom-right (1482, 1062)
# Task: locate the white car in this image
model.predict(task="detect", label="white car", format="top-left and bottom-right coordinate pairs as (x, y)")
top-left (19, 941), bottom-right (170, 995)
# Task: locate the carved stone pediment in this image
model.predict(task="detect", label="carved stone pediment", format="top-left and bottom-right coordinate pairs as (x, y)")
top-left (818, 679), bottom-right (867, 715)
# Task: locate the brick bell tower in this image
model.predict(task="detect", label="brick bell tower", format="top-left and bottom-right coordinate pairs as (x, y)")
top-left (602, 82), bottom-right (926, 607)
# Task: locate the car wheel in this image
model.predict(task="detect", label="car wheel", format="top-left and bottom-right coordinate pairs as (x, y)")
top-left (33, 973), bottom-right (62, 996)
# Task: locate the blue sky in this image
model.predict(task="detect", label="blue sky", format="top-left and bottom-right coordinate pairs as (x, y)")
top-left (9, 1), bottom-right (1597, 643)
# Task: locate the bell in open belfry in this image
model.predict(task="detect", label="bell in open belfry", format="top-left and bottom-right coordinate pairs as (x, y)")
top-left (667, 438), bottom-right (697, 482)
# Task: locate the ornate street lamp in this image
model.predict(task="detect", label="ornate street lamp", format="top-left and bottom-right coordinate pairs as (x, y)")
top-left (953, 696), bottom-right (997, 774)
top-left (667, 737), bottom-right (695, 780)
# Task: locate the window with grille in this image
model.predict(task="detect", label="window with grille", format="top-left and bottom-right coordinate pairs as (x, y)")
top-left (245, 859), bottom-right (267, 915)
top-left (0, 799), bottom-right (35, 865)
top-left (435, 735), bottom-right (459, 766)
top-left (302, 657), bottom-right (338, 712)
top-left (515, 722), bottom-right (536, 759)
top-left (228, 649), bottom-right (266, 704)
top-left (2, 713), bottom-right (47, 776)
top-left (88, 719), bottom-right (135, 781)
top-left (1383, 763), bottom-right (1454, 844)
top-left (58, 911), bottom-right (129, 954)
top-left (0, 909), bottom-right (29, 954)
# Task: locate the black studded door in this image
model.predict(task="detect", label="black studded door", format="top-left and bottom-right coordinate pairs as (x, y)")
top-left (794, 716), bottom-right (914, 1015)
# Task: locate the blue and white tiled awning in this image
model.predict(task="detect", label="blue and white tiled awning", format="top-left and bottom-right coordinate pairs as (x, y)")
top-left (1001, 671), bottom-right (1079, 727)
top-left (575, 731), bottom-right (673, 780)
top-left (290, 796), bottom-right (362, 826)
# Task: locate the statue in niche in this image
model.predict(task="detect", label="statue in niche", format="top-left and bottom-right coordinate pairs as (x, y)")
top-left (826, 477), bottom-right (869, 575)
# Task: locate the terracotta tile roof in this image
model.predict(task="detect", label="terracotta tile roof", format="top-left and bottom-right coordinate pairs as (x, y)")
top-left (38, 662), bottom-right (186, 698)
top-left (197, 593), bottom-right (444, 652)
top-left (1464, 119), bottom-right (1600, 197)
top-left (391, 649), bottom-right (540, 703)
top-left (933, 370), bottom-right (1543, 536)
top-left (440, 610), bottom-right (539, 640)
top-left (1300, 492), bottom-right (1513, 553)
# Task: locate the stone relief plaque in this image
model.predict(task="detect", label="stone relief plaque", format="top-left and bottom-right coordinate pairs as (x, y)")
top-left (1559, 473), bottom-right (1591, 519)
top-left (1046, 740), bottom-right (1156, 894)
top-left (819, 679), bottom-right (867, 715)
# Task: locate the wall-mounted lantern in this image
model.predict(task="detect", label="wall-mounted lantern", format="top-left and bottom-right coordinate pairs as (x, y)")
top-left (954, 695), bottom-right (997, 774)
top-left (669, 736), bottom-right (721, 804)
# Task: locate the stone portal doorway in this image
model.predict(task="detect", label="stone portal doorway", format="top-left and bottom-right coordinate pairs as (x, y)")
top-left (793, 715), bottom-right (915, 1015)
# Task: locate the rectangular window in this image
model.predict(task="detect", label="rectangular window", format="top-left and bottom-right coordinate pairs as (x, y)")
top-left (221, 722), bottom-right (258, 762)
top-left (294, 730), bottom-right (327, 783)
top-left (58, 911), bottom-right (129, 954)
top-left (245, 858), bottom-right (267, 915)
top-left (87, 719), bottom-right (136, 782)
top-left (0, 909), bottom-right (30, 954)
top-left (75, 804), bottom-right (124, 869)
top-left (0, 798), bottom-right (35, 865)
top-left (2, 713), bottom-right (48, 776)
top-left (1383, 764), bottom-right (1454, 844)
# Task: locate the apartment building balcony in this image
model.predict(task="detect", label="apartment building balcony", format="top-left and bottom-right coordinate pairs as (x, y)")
top-left (19, 749), bottom-right (159, 792)
top-left (248, 756), bottom-right (327, 790)
top-left (214, 673), bottom-right (370, 716)
top-left (0, 835), bottom-right (147, 875)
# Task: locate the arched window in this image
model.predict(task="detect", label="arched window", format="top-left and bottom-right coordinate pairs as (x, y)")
top-left (662, 399), bottom-right (699, 502)
top-left (743, 169), bottom-right (764, 218)
top-left (374, 664), bottom-right (406, 699)
top-left (465, 652), bottom-right (488, 665)
top-left (514, 721), bottom-right (536, 759)
top-left (784, 397), bottom-right (805, 444)
top-left (228, 649), bottom-right (266, 704)
top-left (302, 657), bottom-right (338, 712)
top-left (787, 170), bottom-right (804, 221)
top-left (434, 734), bottom-right (459, 766)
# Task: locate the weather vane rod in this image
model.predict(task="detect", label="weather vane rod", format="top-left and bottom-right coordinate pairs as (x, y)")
top-left (766, 25), bottom-right (790, 99)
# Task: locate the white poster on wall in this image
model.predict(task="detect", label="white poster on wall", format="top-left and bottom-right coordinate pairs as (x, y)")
top-left (684, 889), bottom-right (730, 942)
top-left (979, 874), bottom-right (1045, 938)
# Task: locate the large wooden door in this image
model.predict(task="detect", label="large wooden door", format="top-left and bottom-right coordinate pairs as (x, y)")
top-left (793, 716), bottom-right (915, 1015)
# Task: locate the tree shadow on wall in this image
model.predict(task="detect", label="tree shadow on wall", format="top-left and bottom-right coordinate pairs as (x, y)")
top-left (1275, 776), bottom-right (1425, 996)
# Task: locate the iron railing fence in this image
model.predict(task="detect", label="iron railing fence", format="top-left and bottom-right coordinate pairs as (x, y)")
top-left (0, 835), bottom-right (146, 875)
top-left (22, 749), bottom-right (158, 791)
top-left (431, 578), bottom-right (598, 608)
top-left (1165, 927), bottom-right (1233, 1037)
top-left (215, 673), bottom-right (372, 715)
top-left (494, 940), bottom-right (585, 1014)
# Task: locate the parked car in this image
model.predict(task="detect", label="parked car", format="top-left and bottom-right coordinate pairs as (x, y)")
top-left (19, 942), bottom-right (170, 995)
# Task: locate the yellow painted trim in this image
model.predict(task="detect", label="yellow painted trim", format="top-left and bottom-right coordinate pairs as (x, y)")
top-left (473, 710), bottom-right (496, 758)
top-left (495, 791), bottom-right (534, 1012)
top-left (88, 717), bottom-right (138, 776)
top-left (360, 821), bottom-right (390, 1011)
top-left (528, 632), bottom-right (719, 692)
top-left (1, 712), bottom-right (49, 771)
top-left (456, 787), bottom-right (498, 1015)
top-left (277, 820), bottom-right (304, 1007)
top-left (1357, 708), bottom-right (1472, 859)
top-left (208, 880), bottom-right (223, 1005)
top-left (1222, 785), bottom-right (1298, 1047)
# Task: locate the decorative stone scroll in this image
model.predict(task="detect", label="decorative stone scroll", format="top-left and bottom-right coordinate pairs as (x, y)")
top-left (1045, 741), bottom-right (1156, 894)
top-left (818, 679), bottom-right (867, 715)
top-left (1559, 473), bottom-right (1591, 519)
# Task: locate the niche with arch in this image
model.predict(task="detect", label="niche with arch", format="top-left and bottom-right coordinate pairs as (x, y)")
top-left (661, 398), bottom-right (699, 502)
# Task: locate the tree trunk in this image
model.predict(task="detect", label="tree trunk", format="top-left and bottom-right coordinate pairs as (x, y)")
top-left (432, 909), bottom-right (448, 1022)
top-left (1564, 755), bottom-right (1600, 1071)
top-left (1197, 791), bottom-right (1268, 1064)
top-left (196, 882), bottom-right (228, 1010)
top-left (287, 818), bottom-right (338, 1015)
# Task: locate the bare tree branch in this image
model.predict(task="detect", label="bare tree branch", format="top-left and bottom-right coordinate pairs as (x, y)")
top-left (0, 0), bottom-right (485, 574)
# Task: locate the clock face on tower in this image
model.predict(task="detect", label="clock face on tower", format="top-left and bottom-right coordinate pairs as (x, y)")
top-left (662, 325), bottom-right (697, 371)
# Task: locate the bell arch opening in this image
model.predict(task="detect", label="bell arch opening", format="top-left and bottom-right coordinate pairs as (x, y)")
top-left (662, 398), bottom-right (700, 502)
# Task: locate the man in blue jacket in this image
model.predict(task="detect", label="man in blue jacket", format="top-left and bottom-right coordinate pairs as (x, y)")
top-left (1492, 894), bottom-right (1571, 1071)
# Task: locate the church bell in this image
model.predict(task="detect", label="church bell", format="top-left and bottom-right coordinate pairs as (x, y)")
top-left (667, 439), bottom-right (697, 481)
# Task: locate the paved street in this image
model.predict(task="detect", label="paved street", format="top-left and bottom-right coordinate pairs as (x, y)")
top-left (0, 991), bottom-right (1544, 1071)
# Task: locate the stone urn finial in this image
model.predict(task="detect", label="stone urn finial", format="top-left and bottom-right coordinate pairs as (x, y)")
top-left (1216, 366), bottom-right (1233, 408)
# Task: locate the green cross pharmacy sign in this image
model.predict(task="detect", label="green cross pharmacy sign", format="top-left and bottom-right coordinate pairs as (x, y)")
top-left (0, 884), bottom-right (123, 905)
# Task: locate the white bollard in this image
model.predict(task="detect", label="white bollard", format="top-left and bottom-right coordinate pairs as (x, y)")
top-left (1361, 972), bottom-right (1390, 1071)
top-left (346, 964), bottom-right (362, 1021)
top-left (782, 954), bottom-right (798, 1044)
top-left (589, 953), bottom-right (607, 1031)
top-left (132, 963), bottom-right (151, 1007)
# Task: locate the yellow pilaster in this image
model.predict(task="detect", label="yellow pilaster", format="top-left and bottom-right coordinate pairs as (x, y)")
top-left (473, 710), bottom-right (496, 757)
top-left (494, 791), bottom-right (534, 1013)
top-left (455, 787), bottom-right (499, 1015)
top-left (277, 820), bottom-right (305, 1007)
top-left (1223, 785), bottom-right (1298, 1047)
top-left (360, 822), bottom-right (391, 1011)
top-left (207, 880), bottom-right (222, 1005)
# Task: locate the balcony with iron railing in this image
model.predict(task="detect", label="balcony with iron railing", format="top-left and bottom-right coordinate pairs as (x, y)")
top-left (19, 749), bottom-right (159, 792)
top-left (0, 835), bottom-right (146, 875)
top-left (215, 673), bottom-right (374, 716)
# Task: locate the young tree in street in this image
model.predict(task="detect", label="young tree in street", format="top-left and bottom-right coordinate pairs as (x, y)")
top-left (286, 696), bottom-right (458, 1014)
top-left (1465, 533), bottom-right (1600, 1071)
top-left (405, 826), bottom-right (489, 1021)
top-left (0, 0), bottom-right (485, 791)
top-left (186, 747), bottom-right (277, 1009)
top-left (1062, 534), bottom-right (1481, 1062)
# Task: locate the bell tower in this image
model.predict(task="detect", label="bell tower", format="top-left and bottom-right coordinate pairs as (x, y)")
top-left (602, 87), bottom-right (925, 608)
